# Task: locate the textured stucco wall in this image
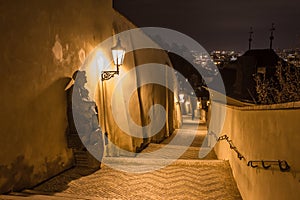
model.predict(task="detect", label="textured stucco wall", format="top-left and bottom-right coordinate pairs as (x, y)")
top-left (0, 0), bottom-right (180, 193)
top-left (88, 11), bottom-right (180, 156)
top-left (214, 102), bottom-right (300, 200)
top-left (0, 0), bottom-right (114, 193)
top-left (93, 40), bottom-right (178, 156)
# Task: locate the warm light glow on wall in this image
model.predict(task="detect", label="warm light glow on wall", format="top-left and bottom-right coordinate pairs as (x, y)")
top-left (82, 48), bottom-right (111, 100)
top-left (174, 95), bottom-right (179, 104)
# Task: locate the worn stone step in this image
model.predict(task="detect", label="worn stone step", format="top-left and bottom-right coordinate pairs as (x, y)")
top-left (103, 157), bottom-right (225, 166)
top-left (0, 190), bottom-right (102, 200)
top-left (138, 143), bottom-right (217, 160)
top-left (145, 143), bottom-right (210, 150)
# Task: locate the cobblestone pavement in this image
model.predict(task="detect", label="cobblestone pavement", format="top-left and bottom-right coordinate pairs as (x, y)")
top-left (139, 128), bottom-right (217, 160)
top-left (1, 116), bottom-right (242, 200)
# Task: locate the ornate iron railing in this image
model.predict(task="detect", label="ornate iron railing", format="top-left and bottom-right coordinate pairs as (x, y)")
top-left (217, 134), bottom-right (245, 160)
top-left (247, 160), bottom-right (290, 171)
top-left (210, 132), bottom-right (291, 172)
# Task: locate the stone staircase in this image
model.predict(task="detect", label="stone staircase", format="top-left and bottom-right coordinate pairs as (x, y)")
top-left (1, 159), bottom-right (241, 200)
top-left (1, 116), bottom-right (242, 199)
top-left (67, 134), bottom-right (100, 169)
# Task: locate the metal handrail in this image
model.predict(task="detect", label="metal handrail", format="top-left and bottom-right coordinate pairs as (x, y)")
top-left (247, 160), bottom-right (290, 172)
top-left (209, 132), bottom-right (291, 172)
top-left (217, 134), bottom-right (245, 160)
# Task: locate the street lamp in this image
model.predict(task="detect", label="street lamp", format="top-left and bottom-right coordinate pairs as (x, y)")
top-left (100, 38), bottom-right (125, 156)
top-left (179, 93), bottom-right (185, 103)
top-left (101, 38), bottom-right (126, 81)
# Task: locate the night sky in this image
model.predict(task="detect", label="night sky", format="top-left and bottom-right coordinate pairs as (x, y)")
top-left (114, 0), bottom-right (300, 52)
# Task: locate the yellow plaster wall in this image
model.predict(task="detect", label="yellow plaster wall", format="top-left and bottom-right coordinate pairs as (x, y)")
top-left (0, 0), bottom-right (180, 193)
top-left (214, 102), bottom-right (300, 200)
top-left (0, 0), bottom-right (111, 193)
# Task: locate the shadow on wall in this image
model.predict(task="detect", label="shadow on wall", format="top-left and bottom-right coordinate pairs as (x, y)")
top-left (0, 156), bottom-right (97, 195)
top-left (0, 155), bottom-right (34, 193)
top-left (0, 77), bottom-right (76, 194)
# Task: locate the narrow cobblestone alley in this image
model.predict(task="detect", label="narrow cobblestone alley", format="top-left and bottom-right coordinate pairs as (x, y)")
top-left (1, 116), bottom-right (242, 200)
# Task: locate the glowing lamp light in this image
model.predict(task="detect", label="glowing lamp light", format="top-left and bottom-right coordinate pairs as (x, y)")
top-left (179, 94), bottom-right (185, 103)
top-left (111, 38), bottom-right (126, 68)
top-left (101, 38), bottom-right (126, 81)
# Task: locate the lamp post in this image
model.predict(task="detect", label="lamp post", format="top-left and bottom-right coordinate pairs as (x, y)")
top-left (101, 38), bottom-right (126, 81)
top-left (100, 38), bottom-right (125, 156)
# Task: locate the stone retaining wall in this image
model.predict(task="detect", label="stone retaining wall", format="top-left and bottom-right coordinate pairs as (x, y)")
top-left (214, 101), bottom-right (300, 200)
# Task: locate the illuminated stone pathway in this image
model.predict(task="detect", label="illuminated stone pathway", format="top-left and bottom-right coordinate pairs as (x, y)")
top-left (1, 116), bottom-right (241, 199)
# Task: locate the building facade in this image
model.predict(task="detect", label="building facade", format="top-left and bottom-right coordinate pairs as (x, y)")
top-left (0, 0), bottom-right (180, 193)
